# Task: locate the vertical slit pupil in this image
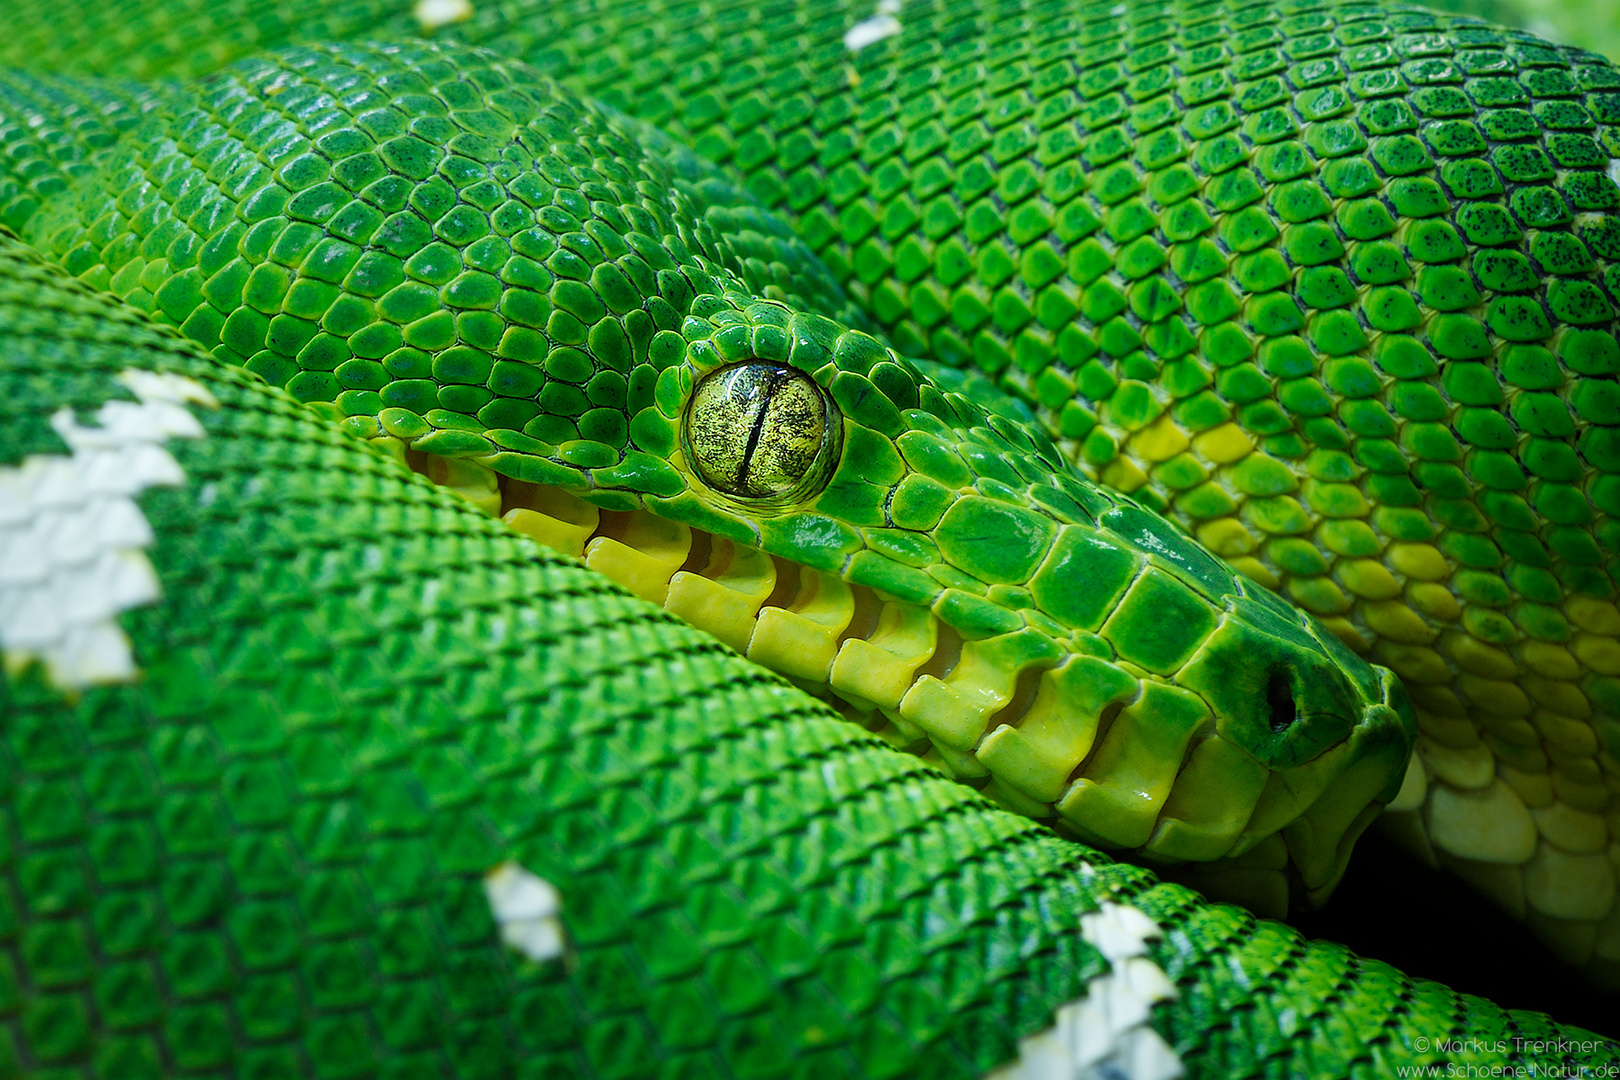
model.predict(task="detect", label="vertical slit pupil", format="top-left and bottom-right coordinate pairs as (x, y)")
top-left (1266, 670), bottom-right (1297, 733)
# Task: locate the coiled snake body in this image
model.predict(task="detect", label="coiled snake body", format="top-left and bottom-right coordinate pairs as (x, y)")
top-left (0, 0), bottom-right (1617, 1076)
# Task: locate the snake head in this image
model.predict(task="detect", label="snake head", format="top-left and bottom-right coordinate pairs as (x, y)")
top-left (625, 305), bottom-right (1418, 914)
top-left (1163, 574), bottom-right (1419, 911)
top-left (24, 36), bottom-right (1417, 915)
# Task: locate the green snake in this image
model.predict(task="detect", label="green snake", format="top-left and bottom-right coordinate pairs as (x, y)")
top-left (0, 0), bottom-right (1617, 1074)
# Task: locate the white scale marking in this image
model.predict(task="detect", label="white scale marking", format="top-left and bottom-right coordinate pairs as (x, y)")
top-left (983, 901), bottom-right (1184, 1080)
top-left (845, 0), bottom-right (903, 51)
top-left (484, 860), bottom-right (566, 962)
top-left (414, 0), bottom-right (473, 30)
top-left (0, 369), bottom-right (215, 690)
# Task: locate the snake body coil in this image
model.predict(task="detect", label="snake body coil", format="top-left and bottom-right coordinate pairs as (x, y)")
top-left (0, 0), bottom-right (1617, 1076)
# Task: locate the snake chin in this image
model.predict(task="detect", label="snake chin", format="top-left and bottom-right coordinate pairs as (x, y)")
top-left (392, 440), bottom-right (1413, 917)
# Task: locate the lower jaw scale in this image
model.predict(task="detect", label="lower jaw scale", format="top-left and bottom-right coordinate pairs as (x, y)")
top-left (396, 444), bottom-right (1386, 906)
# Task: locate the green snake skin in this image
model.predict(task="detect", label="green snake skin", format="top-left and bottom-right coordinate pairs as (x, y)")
top-left (428, 0), bottom-right (1620, 974)
top-left (9, 38), bottom-right (1418, 917)
top-left (0, 219), bottom-right (1607, 1079)
top-left (0, 0), bottom-right (1617, 1074)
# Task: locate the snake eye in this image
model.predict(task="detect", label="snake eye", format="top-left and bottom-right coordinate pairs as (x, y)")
top-left (684, 362), bottom-right (838, 500)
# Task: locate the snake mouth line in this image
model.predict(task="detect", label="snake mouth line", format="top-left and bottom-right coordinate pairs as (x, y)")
top-left (397, 444), bottom-right (1393, 911)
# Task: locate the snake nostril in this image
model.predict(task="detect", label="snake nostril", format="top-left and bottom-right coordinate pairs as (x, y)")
top-left (1266, 669), bottom-right (1297, 734)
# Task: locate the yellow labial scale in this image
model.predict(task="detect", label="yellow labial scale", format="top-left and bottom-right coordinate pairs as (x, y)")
top-left (746, 564), bottom-right (854, 684)
top-left (1424, 777), bottom-right (1538, 864)
top-left (501, 485), bottom-right (601, 558)
top-left (915, 746), bottom-right (949, 777)
top-left (1420, 737), bottom-right (1495, 790)
top-left (1501, 765), bottom-right (1557, 809)
top-left (1443, 631), bottom-right (1520, 680)
top-left (665, 539), bottom-right (778, 655)
top-left (900, 630), bottom-right (1063, 754)
top-left (828, 600), bottom-right (937, 713)
top-left (1145, 735), bottom-right (1269, 862)
top-left (1099, 455), bottom-right (1150, 493)
top-left (1287, 734), bottom-right (1412, 899)
top-left (1375, 643), bottom-right (1451, 685)
top-left (583, 510), bottom-right (693, 606)
top-left (900, 683), bottom-right (993, 754)
top-left (1192, 423), bottom-right (1254, 465)
top-left (365, 433), bottom-right (410, 469)
top-left (917, 744), bottom-right (990, 783)
top-left (1360, 599), bottom-right (1434, 644)
top-left (1220, 832), bottom-right (1290, 872)
top-left (418, 454), bottom-right (501, 516)
top-left (1337, 558), bottom-right (1402, 600)
top-left (505, 507), bottom-right (584, 557)
top-left (975, 657), bottom-right (1138, 805)
top-left (1055, 682), bottom-right (1211, 850)
top-left (1125, 414), bottom-right (1190, 463)
top-left (1568, 597), bottom-right (1620, 636)
top-left (1388, 543), bottom-right (1449, 581)
top-left (1521, 641), bottom-right (1582, 680)
top-left (1232, 742), bottom-right (1355, 857)
top-left (1525, 844), bottom-right (1617, 922)
top-left (887, 713), bottom-right (928, 746)
top-left (1572, 632), bottom-right (1620, 676)
top-left (865, 721), bottom-right (915, 753)
top-left (1309, 805), bottom-right (1386, 907)
top-left (982, 776), bottom-right (1051, 819)
top-left (1532, 801), bottom-right (1611, 855)
top-left (1406, 582), bottom-right (1460, 622)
